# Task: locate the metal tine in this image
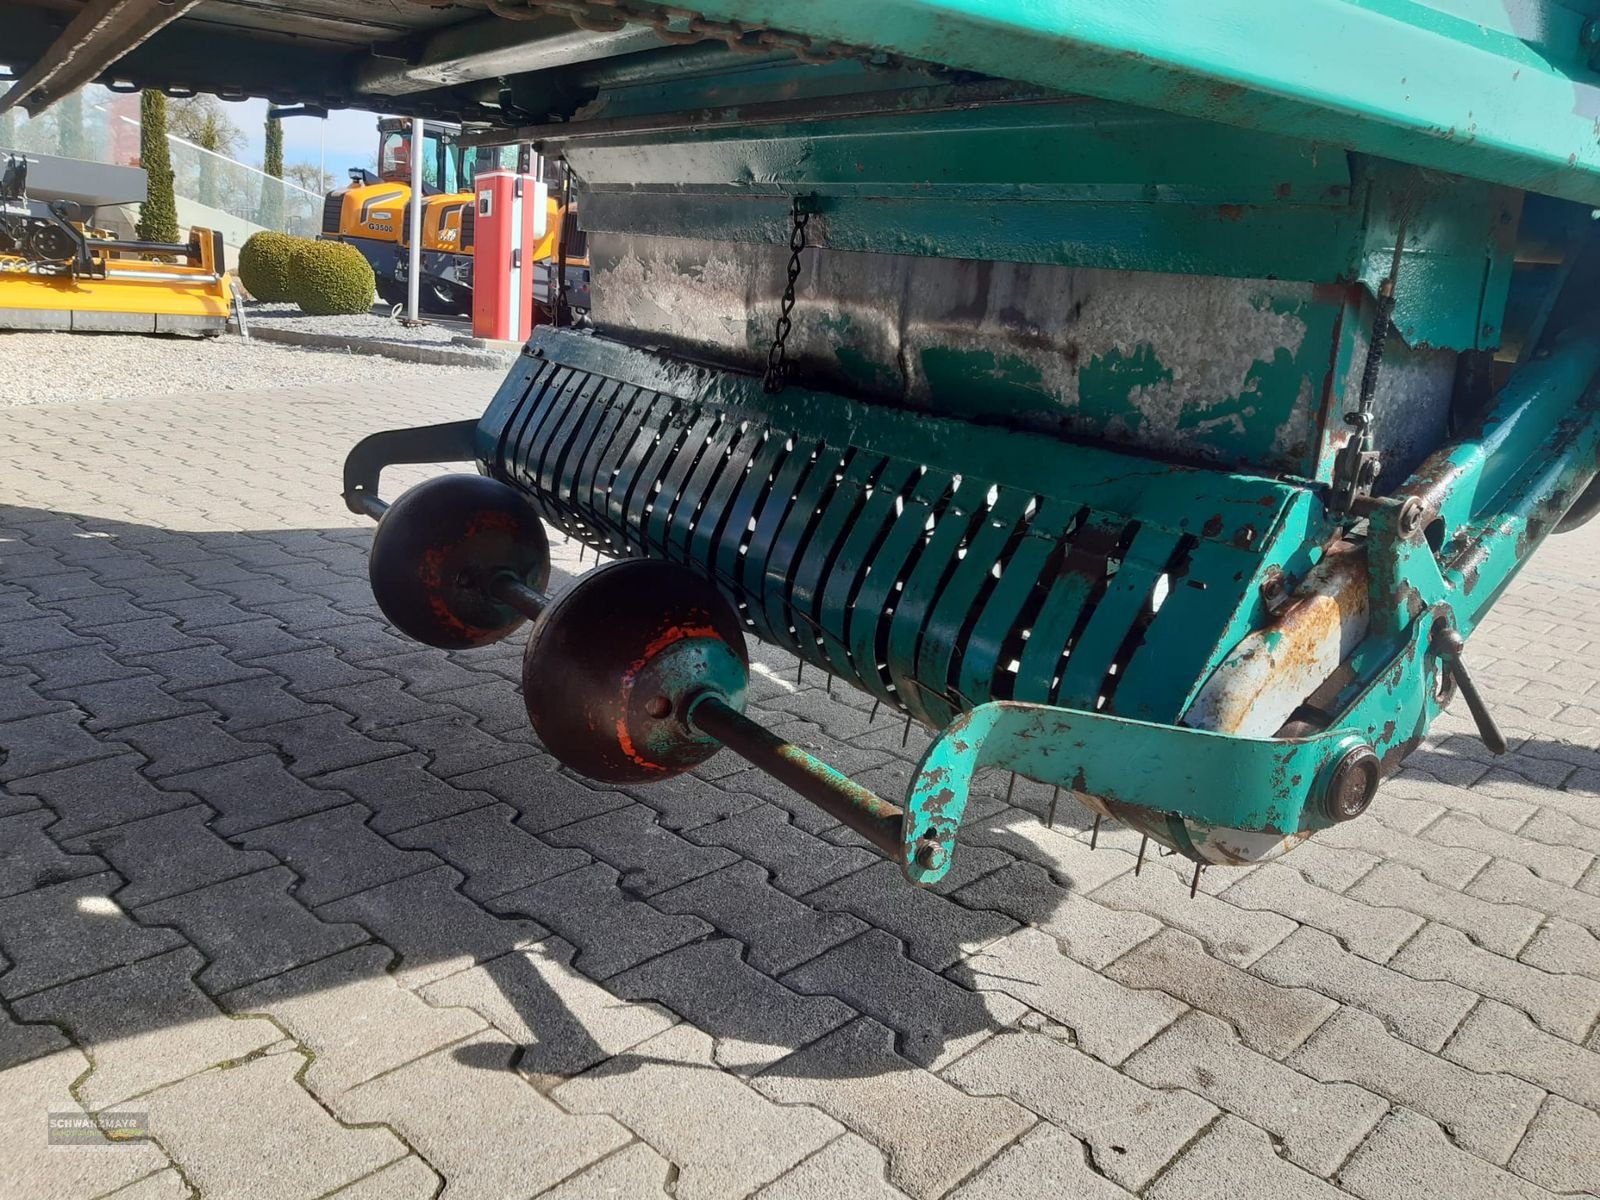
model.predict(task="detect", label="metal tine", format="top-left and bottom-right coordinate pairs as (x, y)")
top-left (1135, 834), bottom-right (1148, 876)
top-left (1005, 773), bottom-right (1017, 804)
top-left (869, 699), bottom-right (880, 723)
top-left (1189, 861), bottom-right (1206, 899)
top-left (1048, 786), bottom-right (1061, 829)
top-left (826, 674), bottom-right (834, 697)
top-left (797, 660), bottom-right (805, 685)
top-left (1089, 812), bottom-right (1100, 847)
top-left (902, 714), bottom-right (913, 748)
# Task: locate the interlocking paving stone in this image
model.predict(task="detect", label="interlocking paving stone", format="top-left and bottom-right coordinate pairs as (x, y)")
top-left (755, 1134), bottom-right (910, 1200)
top-left (317, 752), bottom-right (504, 835)
top-left (1145, 1116), bottom-right (1346, 1200)
top-left (613, 938), bottom-right (856, 1073)
top-left (1509, 1095), bottom-right (1600, 1194)
top-left (804, 861), bottom-right (1017, 972)
top-left (1290, 1006), bottom-right (1543, 1163)
top-left (0, 872), bottom-right (185, 999)
top-left (943, 1026), bottom-right (1214, 1192)
top-left (1389, 922), bottom-right (1600, 1040)
top-left (653, 861), bottom-right (865, 976)
top-left (542, 805), bottom-right (739, 896)
top-left (233, 803), bottom-right (439, 906)
top-left (233, 710), bottom-right (408, 778)
top-left (317, 865), bottom-right (545, 988)
top-left (1220, 862), bottom-right (1425, 961)
top-left (1518, 917), bottom-right (1600, 980)
top-left (163, 753), bottom-right (354, 835)
top-left (958, 927), bottom-right (1185, 1064)
top-left (1124, 1011), bottom-right (1387, 1175)
top-left (1251, 926), bottom-right (1477, 1052)
top-left (1349, 861), bottom-right (1544, 956)
top-left (1443, 999), bottom-right (1600, 1108)
top-left (539, 1143), bottom-right (676, 1198)
top-left (0, 1050), bottom-right (180, 1200)
top-left (387, 803), bottom-right (589, 900)
top-left (1469, 858), bottom-right (1600, 934)
top-left (950, 863), bottom-right (1163, 968)
top-left (0, 996), bottom-right (70, 1070)
top-left (687, 804), bottom-right (876, 896)
top-left (225, 944), bottom-right (486, 1095)
top-left (0, 809), bottom-right (103, 898)
top-left (15, 947), bottom-right (279, 1108)
top-left (961, 810), bottom-right (1137, 895)
top-left (137, 866), bottom-right (368, 995)
top-left (70, 805), bottom-right (279, 908)
top-left (488, 859), bottom-right (714, 977)
top-left (1421, 812), bottom-right (1593, 885)
top-left (754, 1017), bottom-right (1032, 1200)
top-left (375, 714), bottom-right (537, 779)
top-left (1337, 1108), bottom-right (1560, 1200)
top-left (142, 1049), bottom-right (409, 1200)
top-left (0, 708), bottom-right (122, 782)
top-left (946, 1124), bottom-right (1133, 1200)
top-left (1104, 929), bottom-right (1334, 1057)
top-left (558, 1023), bottom-right (841, 1200)
top-left (1089, 870), bottom-right (1296, 967)
top-left (781, 929), bottom-right (1021, 1070)
top-left (320, 1155), bottom-right (443, 1200)
top-left (103, 1167), bottom-right (196, 1199)
top-left (452, 758), bottom-right (633, 833)
top-left (420, 939), bottom-right (677, 1091)
top-left (115, 713), bottom-right (261, 780)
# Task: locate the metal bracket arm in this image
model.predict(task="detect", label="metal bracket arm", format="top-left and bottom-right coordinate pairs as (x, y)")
top-left (341, 420), bottom-right (481, 518)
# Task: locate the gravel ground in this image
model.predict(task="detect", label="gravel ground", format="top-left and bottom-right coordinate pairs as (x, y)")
top-left (0, 330), bottom-right (504, 406)
top-left (244, 301), bottom-right (472, 346)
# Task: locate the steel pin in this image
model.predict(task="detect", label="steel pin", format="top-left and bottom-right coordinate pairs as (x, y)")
top-left (901, 715), bottom-right (912, 748)
top-left (826, 674), bottom-right (834, 697)
top-left (1135, 834), bottom-right (1148, 876)
top-left (1189, 861), bottom-right (1205, 899)
top-left (869, 700), bottom-right (881, 723)
top-left (797, 661), bottom-right (805, 685)
top-left (1005, 773), bottom-right (1017, 804)
top-left (1089, 813), bottom-right (1100, 847)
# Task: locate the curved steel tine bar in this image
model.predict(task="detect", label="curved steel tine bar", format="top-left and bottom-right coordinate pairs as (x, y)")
top-left (1430, 623), bottom-right (1508, 755)
top-left (687, 693), bottom-right (907, 862)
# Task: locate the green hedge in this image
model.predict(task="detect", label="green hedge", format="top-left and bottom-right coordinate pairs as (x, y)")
top-left (237, 231), bottom-right (299, 302)
top-left (289, 239), bottom-right (376, 316)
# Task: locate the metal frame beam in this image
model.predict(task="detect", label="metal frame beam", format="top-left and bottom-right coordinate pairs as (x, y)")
top-left (0, 0), bottom-right (200, 116)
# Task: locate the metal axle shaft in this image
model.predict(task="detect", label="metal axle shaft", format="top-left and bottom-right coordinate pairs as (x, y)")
top-left (688, 693), bottom-right (911, 863)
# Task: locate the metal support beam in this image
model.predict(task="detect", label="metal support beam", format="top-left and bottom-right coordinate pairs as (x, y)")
top-left (0, 0), bottom-right (200, 117)
top-left (355, 15), bottom-right (662, 96)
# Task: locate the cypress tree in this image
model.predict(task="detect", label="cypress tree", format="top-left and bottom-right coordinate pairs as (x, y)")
top-left (135, 90), bottom-right (179, 242)
top-left (259, 114), bottom-right (284, 229)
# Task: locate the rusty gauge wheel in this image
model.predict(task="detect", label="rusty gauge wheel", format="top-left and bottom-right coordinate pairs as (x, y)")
top-left (369, 473), bottom-right (550, 650)
top-left (521, 559), bottom-right (750, 782)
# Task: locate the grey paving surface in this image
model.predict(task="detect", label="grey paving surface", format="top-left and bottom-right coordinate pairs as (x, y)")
top-left (0, 371), bottom-right (1598, 1199)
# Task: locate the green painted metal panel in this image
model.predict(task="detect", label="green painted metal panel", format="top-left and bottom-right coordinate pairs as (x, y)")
top-left (670, 0), bottom-right (1600, 204)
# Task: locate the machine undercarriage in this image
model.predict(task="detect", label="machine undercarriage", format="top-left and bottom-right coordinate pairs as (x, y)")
top-left (5, 0), bottom-right (1596, 887)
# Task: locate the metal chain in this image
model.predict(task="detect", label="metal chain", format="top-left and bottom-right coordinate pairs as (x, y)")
top-left (763, 195), bottom-right (812, 394)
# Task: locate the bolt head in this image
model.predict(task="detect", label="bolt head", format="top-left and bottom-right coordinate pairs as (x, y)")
top-left (1323, 744), bottom-right (1380, 822)
top-left (913, 837), bottom-right (948, 872)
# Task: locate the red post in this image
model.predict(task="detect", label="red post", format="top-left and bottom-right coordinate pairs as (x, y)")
top-left (471, 168), bottom-right (546, 342)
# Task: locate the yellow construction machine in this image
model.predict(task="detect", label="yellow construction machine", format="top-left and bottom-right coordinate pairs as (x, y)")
top-left (0, 154), bottom-right (232, 335)
top-left (320, 117), bottom-right (587, 316)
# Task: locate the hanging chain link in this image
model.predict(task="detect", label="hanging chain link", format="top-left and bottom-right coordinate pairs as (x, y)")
top-left (763, 194), bottom-right (814, 394)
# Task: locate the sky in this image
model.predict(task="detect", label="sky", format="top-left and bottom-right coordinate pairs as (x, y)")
top-left (228, 98), bottom-right (384, 176)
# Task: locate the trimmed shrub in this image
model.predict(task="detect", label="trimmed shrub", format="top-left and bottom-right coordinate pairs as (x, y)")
top-left (237, 231), bottom-right (300, 302)
top-left (289, 239), bottom-right (376, 315)
top-left (135, 91), bottom-right (178, 244)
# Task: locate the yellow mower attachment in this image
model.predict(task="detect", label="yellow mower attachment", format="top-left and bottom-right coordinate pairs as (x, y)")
top-left (0, 223), bottom-right (233, 335)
